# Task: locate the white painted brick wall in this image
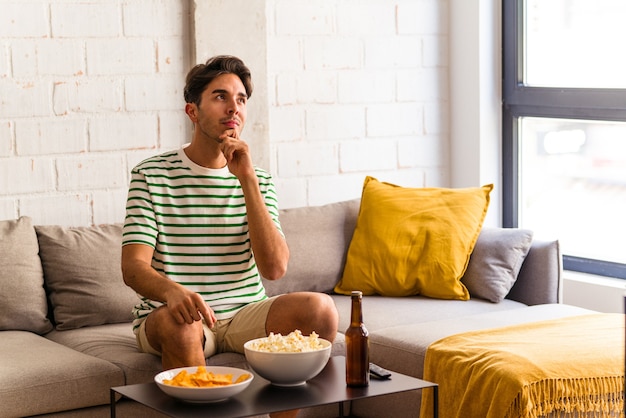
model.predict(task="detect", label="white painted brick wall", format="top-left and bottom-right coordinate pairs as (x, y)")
top-left (86, 39), bottom-right (155, 75)
top-left (1, 0), bottom-right (450, 223)
top-left (268, 0), bottom-right (450, 208)
top-left (275, 2), bottom-right (335, 36)
top-left (306, 106), bottom-right (366, 140)
top-left (15, 119), bottom-right (87, 155)
top-left (20, 194), bottom-right (92, 227)
top-left (0, 158), bottom-right (55, 194)
top-left (366, 103), bottom-right (424, 137)
top-left (337, 71), bottom-right (396, 104)
top-left (56, 155), bottom-right (126, 191)
top-left (0, 199), bottom-right (16, 221)
top-left (2, 80), bottom-right (51, 117)
top-left (0, 0), bottom-right (191, 226)
top-left (35, 40), bottom-right (86, 76)
top-left (336, 1), bottom-right (396, 36)
top-left (277, 141), bottom-right (339, 178)
top-left (304, 37), bottom-right (362, 70)
top-left (89, 114), bottom-right (158, 151)
top-left (0, 121), bottom-right (13, 157)
top-left (339, 139), bottom-right (398, 173)
top-left (0, 3), bottom-right (49, 38)
top-left (51, 3), bottom-right (120, 38)
top-left (159, 111), bottom-right (193, 149)
top-left (53, 79), bottom-right (123, 114)
top-left (124, 76), bottom-right (184, 111)
top-left (269, 107), bottom-right (304, 142)
top-left (123, 0), bottom-right (188, 37)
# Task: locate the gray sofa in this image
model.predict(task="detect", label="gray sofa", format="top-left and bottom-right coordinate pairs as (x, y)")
top-left (0, 199), bottom-right (592, 418)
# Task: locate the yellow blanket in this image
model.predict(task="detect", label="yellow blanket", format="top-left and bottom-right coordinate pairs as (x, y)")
top-left (420, 314), bottom-right (625, 418)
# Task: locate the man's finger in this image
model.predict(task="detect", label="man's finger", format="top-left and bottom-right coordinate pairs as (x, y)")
top-left (199, 303), bottom-right (216, 327)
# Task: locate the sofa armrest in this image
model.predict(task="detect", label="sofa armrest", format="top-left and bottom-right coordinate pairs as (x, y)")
top-left (506, 239), bottom-right (563, 305)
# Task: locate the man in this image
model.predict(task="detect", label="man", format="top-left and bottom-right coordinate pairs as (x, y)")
top-left (121, 57), bottom-right (338, 402)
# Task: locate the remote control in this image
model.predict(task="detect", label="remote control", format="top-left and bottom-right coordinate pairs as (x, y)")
top-left (369, 363), bottom-right (392, 380)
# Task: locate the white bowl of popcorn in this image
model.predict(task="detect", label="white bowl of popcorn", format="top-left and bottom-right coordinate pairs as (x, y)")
top-left (243, 330), bottom-right (332, 386)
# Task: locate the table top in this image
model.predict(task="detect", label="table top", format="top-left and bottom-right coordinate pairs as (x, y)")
top-left (111, 356), bottom-right (437, 418)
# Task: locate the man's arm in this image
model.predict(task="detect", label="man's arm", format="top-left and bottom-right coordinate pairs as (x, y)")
top-left (121, 244), bottom-right (217, 326)
top-left (219, 132), bottom-right (289, 280)
top-left (239, 176), bottom-right (290, 281)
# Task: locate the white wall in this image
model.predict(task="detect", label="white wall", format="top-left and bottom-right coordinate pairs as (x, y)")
top-left (563, 274), bottom-right (626, 314)
top-left (0, 0), bottom-right (192, 226)
top-left (449, 0), bottom-right (502, 227)
top-left (1, 0), bottom-right (454, 222)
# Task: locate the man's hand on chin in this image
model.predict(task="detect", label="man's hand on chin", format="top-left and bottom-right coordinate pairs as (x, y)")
top-left (219, 130), bottom-right (255, 179)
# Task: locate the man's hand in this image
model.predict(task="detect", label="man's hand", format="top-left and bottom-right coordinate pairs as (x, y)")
top-left (122, 244), bottom-right (218, 328)
top-left (164, 286), bottom-right (217, 328)
top-left (218, 129), bottom-right (255, 180)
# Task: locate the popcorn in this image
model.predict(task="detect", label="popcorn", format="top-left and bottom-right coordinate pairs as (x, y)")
top-left (248, 330), bottom-right (324, 353)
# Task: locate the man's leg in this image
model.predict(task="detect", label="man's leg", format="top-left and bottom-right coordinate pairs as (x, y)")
top-left (265, 291), bottom-right (339, 341)
top-left (265, 292), bottom-right (338, 418)
top-left (143, 306), bottom-right (207, 370)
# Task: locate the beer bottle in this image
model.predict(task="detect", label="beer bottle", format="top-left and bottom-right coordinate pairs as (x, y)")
top-left (345, 290), bottom-right (369, 387)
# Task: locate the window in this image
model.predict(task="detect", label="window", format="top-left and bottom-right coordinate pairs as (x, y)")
top-left (502, 0), bottom-right (626, 279)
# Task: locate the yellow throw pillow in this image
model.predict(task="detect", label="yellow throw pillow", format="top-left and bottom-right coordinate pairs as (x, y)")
top-left (334, 177), bottom-right (493, 299)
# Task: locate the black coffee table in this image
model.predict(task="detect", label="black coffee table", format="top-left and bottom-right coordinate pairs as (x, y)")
top-left (110, 356), bottom-right (438, 417)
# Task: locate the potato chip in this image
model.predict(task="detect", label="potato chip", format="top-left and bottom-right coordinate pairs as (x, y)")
top-left (163, 366), bottom-right (251, 388)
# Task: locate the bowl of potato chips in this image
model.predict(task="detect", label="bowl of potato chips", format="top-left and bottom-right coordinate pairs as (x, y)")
top-left (154, 365), bottom-right (253, 403)
top-left (244, 330), bottom-right (331, 387)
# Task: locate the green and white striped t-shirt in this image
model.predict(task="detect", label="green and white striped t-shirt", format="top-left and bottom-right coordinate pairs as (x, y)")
top-left (122, 147), bottom-right (283, 334)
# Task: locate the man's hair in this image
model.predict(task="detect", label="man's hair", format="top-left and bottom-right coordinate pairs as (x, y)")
top-left (183, 55), bottom-right (253, 105)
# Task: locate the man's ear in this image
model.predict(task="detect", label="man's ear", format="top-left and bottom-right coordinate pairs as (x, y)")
top-left (185, 103), bottom-right (198, 122)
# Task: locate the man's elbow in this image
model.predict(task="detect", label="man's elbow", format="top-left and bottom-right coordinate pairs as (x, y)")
top-left (259, 251), bottom-right (289, 281)
top-left (260, 262), bottom-right (287, 281)
top-left (120, 261), bottom-right (135, 287)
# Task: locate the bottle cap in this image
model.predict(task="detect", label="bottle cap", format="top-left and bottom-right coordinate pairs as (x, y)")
top-left (351, 290), bottom-right (363, 297)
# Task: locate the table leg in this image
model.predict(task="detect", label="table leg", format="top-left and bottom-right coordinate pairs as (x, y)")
top-left (110, 389), bottom-right (117, 418)
top-left (433, 385), bottom-right (438, 418)
top-left (338, 401), bottom-right (345, 417)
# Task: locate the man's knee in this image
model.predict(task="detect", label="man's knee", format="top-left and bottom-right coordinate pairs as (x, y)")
top-left (315, 293), bottom-right (338, 320)
top-left (147, 308), bottom-right (204, 352)
top-left (298, 292), bottom-right (339, 339)
top-left (267, 292), bottom-right (338, 340)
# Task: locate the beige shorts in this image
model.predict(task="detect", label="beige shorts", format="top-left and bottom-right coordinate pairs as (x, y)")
top-left (136, 296), bottom-right (277, 357)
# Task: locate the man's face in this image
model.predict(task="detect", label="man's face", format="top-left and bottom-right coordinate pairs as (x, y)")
top-left (189, 73), bottom-right (248, 142)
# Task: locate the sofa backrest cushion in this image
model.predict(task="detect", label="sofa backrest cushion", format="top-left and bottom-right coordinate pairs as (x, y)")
top-left (0, 217), bottom-right (53, 334)
top-left (507, 239), bottom-right (562, 305)
top-left (262, 199), bottom-right (360, 297)
top-left (461, 227), bottom-right (534, 303)
top-left (335, 178), bottom-right (492, 299)
top-left (35, 223), bottom-right (141, 330)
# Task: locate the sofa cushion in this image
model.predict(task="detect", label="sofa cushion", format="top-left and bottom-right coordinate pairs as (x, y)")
top-left (331, 294), bottom-right (527, 335)
top-left (0, 217), bottom-right (53, 334)
top-left (335, 177), bottom-right (492, 299)
top-left (461, 228), bottom-right (534, 303)
top-left (0, 330), bottom-right (124, 417)
top-left (45, 323), bottom-right (162, 385)
top-left (36, 224), bottom-right (140, 330)
top-left (263, 199), bottom-right (360, 296)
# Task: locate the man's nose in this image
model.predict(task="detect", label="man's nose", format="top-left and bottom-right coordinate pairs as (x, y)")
top-left (227, 98), bottom-right (239, 114)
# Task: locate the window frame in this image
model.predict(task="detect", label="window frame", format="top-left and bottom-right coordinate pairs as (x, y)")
top-left (502, 0), bottom-right (626, 279)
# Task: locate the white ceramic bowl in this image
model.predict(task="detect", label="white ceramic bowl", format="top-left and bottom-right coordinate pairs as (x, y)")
top-left (154, 366), bottom-right (253, 403)
top-left (243, 337), bottom-right (332, 386)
